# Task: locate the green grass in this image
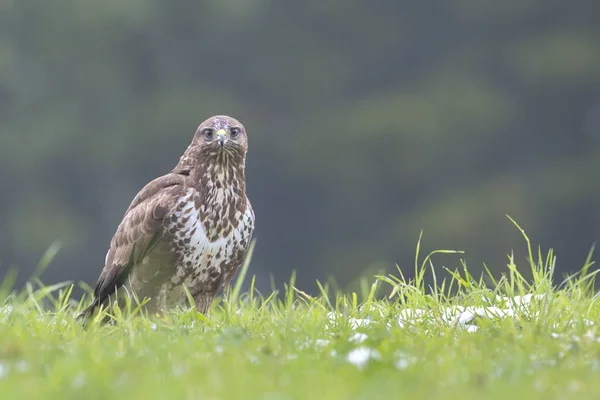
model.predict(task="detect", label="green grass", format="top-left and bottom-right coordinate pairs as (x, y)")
top-left (1, 221), bottom-right (600, 399)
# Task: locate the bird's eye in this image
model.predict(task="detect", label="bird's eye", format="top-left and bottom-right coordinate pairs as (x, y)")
top-left (230, 127), bottom-right (241, 138)
top-left (202, 128), bottom-right (215, 140)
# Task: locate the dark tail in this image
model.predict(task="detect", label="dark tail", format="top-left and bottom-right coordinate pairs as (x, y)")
top-left (77, 264), bottom-right (129, 324)
top-left (76, 297), bottom-right (101, 323)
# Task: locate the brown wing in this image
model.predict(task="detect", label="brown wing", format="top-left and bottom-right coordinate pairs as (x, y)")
top-left (80, 173), bottom-right (186, 317)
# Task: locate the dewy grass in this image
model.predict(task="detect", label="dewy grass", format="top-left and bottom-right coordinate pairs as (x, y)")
top-left (0, 219), bottom-right (599, 399)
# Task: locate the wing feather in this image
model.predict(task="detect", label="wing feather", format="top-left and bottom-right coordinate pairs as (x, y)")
top-left (80, 174), bottom-right (185, 318)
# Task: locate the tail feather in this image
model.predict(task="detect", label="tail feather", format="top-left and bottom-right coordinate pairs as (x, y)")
top-left (76, 297), bottom-right (103, 323)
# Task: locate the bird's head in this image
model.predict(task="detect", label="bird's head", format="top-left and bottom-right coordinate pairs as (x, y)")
top-left (173, 115), bottom-right (249, 175)
top-left (193, 115), bottom-right (248, 155)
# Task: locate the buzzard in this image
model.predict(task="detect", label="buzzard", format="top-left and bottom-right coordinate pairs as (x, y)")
top-left (80, 115), bottom-right (255, 319)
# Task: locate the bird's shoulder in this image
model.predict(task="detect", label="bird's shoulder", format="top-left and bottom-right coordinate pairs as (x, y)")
top-left (110, 173), bottom-right (189, 253)
top-left (125, 173), bottom-right (189, 214)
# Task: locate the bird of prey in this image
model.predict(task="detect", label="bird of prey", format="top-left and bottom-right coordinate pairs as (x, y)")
top-left (79, 115), bottom-right (255, 319)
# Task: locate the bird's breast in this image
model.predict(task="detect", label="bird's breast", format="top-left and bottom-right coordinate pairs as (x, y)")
top-left (164, 188), bottom-right (254, 290)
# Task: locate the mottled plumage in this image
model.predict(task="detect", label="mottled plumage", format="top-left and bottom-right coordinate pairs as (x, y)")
top-left (80, 115), bottom-right (254, 319)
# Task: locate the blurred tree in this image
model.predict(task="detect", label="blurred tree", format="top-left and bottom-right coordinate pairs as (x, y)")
top-left (0, 0), bottom-right (599, 293)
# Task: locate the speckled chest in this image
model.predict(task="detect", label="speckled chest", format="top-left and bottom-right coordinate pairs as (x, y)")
top-left (164, 187), bottom-right (254, 291)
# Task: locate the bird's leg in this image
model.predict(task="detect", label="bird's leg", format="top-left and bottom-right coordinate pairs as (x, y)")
top-left (193, 293), bottom-right (213, 314)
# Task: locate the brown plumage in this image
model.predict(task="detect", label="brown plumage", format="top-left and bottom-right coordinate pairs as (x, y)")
top-left (79, 115), bottom-right (255, 319)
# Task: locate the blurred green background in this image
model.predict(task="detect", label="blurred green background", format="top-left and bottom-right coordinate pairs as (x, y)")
top-left (1, 1), bottom-right (599, 293)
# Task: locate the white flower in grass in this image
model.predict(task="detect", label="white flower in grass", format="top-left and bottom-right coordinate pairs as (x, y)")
top-left (0, 363), bottom-right (8, 379)
top-left (171, 364), bottom-right (188, 377)
top-left (439, 306), bottom-right (466, 324)
top-left (464, 306), bottom-right (512, 320)
top-left (0, 305), bottom-right (13, 322)
top-left (394, 351), bottom-right (418, 370)
top-left (346, 347), bottom-right (380, 370)
top-left (349, 333), bottom-right (368, 344)
top-left (349, 318), bottom-right (372, 329)
top-left (14, 360), bottom-right (29, 373)
top-left (565, 318), bottom-right (595, 328)
top-left (503, 294), bottom-right (545, 310)
top-left (360, 304), bottom-right (386, 318)
top-left (72, 372), bottom-right (86, 388)
top-left (326, 311), bottom-right (373, 330)
top-left (444, 306), bottom-right (513, 332)
top-left (396, 308), bottom-right (426, 327)
top-left (248, 355), bottom-right (260, 365)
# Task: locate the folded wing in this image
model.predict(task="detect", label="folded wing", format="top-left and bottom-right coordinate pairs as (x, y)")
top-left (79, 174), bottom-right (185, 318)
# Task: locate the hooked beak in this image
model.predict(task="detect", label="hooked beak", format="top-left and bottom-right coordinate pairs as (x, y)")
top-left (216, 129), bottom-right (227, 146)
